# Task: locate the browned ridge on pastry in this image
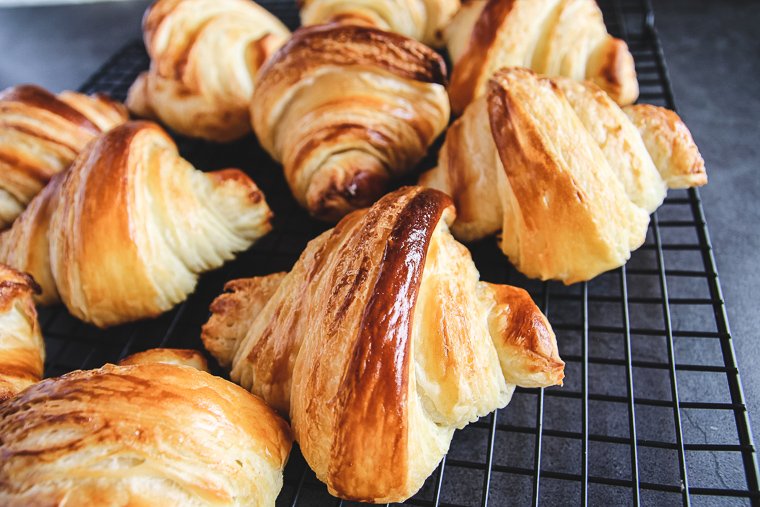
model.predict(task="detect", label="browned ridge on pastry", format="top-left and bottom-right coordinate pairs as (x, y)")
top-left (0, 264), bottom-right (43, 402)
top-left (445, 0), bottom-right (639, 114)
top-left (252, 24), bottom-right (450, 222)
top-left (0, 84), bottom-right (128, 229)
top-left (202, 186), bottom-right (564, 503)
top-left (299, 0), bottom-right (460, 47)
top-left (421, 68), bottom-right (706, 283)
top-left (126, 0), bottom-right (290, 142)
top-left (0, 121), bottom-right (272, 328)
top-left (0, 362), bottom-right (292, 506)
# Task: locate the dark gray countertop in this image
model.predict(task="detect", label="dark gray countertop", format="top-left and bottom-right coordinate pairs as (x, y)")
top-left (1, 0), bottom-right (758, 500)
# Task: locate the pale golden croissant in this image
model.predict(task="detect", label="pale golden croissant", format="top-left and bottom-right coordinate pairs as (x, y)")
top-left (445, 0), bottom-right (639, 115)
top-left (0, 121), bottom-right (272, 328)
top-left (0, 361), bottom-right (292, 506)
top-left (420, 68), bottom-right (706, 284)
top-left (0, 265), bottom-right (44, 402)
top-left (0, 85), bottom-right (128, 229)
top-left (299, 0), bottom-right (460, 47)
top-left (202, 186), bottom-right (564, 503)
top-left (126, 0), bottom-right (290, 142)
top-left (251, 24), bottom-right (450, 222)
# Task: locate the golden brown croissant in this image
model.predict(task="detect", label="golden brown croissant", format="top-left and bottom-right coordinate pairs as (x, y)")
top-left (0, 362), bottom-right (292, 506)
top-left (445, 0), bottom-right (639, 115)
top-left (299, 0), bottom-right (460, 47)
top-left (251, 24), bottom-right (450, 221)
top-left (0, 121), bottom-right (272, 327)
top-left (0, 265), bottom-right (43, 402)
top-left (0, 85), bottom-right (128, 229)
top-left (202, 186), bottom-right (564, 502)
top-left (126, 0), bottom-right (290, 142)
top-left (420, 68), bottom-right (706, 284)
top-left (119, 348), bottom-right (209, 371)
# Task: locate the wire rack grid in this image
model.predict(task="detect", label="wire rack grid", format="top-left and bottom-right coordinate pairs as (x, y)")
top-left (38, 0), bottom-right (759, 505)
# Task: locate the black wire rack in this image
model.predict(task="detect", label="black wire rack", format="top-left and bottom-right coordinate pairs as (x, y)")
top-left (39, 0), bottom-right (759, 505)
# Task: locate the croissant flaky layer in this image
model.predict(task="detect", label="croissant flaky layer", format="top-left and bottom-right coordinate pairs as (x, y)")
top-left (252, 24), bottom-right (450, 222)
top-left (126, 0), bottom-right (290, 142)
top-left (445, 0), bottom-right (639, 114)
top-left (299, 0), bottom-right (460, 47)
top-left (0, 363), bottom-right (292, 507)
top-left (0, 121), bottom-right (272, 327)
top-left (0, 85), bottom-right (127, 229)
top-left (421, 68), bottom-right (706, 283)
top-left (202, 186), bottom-right (564, 503)
top-left (0, 264), bottom-right (43, 401)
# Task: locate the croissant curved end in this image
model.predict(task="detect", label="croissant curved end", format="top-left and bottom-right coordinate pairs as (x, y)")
top-left (202, 273), bottom-right (288, 368)
top-left (481, 282), bottom-right (565, 388)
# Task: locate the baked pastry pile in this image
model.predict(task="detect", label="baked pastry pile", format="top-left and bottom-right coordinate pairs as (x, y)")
top-left (0, 85), bottom-right (128, 228)
top-left (299, 0), bottom-right (460, 47)
top-left (202, 187), bottom-right (564, 502)
top-left (422, 68), bottom-right (706, 283)
top-left (252, 23), bottom-right (450, 221)
top-left (126, 0), bottom-right (290, 142)
top-left (0, 0), bottom-right (711, 504)
top-left (445, 0), bottom-right (639, 114)
top-left (0, 121), bottom-right (272, 327)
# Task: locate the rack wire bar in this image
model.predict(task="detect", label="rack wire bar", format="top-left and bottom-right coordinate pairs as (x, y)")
top-left (32, 0), bottom-right (759, 505)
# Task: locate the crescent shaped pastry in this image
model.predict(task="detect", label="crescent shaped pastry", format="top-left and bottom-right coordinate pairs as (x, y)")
top-left (0, 85), bottom-right (128, 229)
top-left (420, 68), bottom-right (706, 283)
top-left (251, 24), bottom-right (450, 222)
top-left (0, 121), bottom-right (272, 327)
top-left (0, 362), bottom-right (292, 506)
top-left (0, 264), bottom-right (43, 402)
top-left (202, 186), bottom-right (564, 502)
top-left (126, 0), bottom-right (290, 142)
top-left (299, 0), bottom-right (460, 47)
top-left (445, 0), bottom-right (639, 114)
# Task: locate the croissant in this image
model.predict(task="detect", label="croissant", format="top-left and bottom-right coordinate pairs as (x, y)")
top-left (201, 186), bottom-right (564, 502)
top-left (0, 121), bottom-right (272, 327)
top-left (420, 68), bottom-right (706, 283)
top-left (0, 85), bottom-right (128, 229)
top-left (299, 0), bottom-right (460, 47)
top-left (119, 348), bottom-right (209, 371)
top-left (0, 361), bottom-right (292, 506)
top-left (445, 0), bottom-right (639, 115)
top-left (126, 0), bottom-right (290, 142)
top-left (251, 24), bottom-right (450, 221)
top-left (0, 265), bottom-right (43, 402)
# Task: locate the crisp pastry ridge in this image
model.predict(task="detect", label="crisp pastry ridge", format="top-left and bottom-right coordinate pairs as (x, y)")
top-left (0, 121), bottom-right (272, 327)
top-left (251, 23), bottom-right (450, 222)
top-left (420, 67), bottom-right (706, 283)
top-left (445, 0), bottom-right (639, 114)
top-left (299, 0), bottom-right (460, 47)
top-left (0, 264), bottom-right (43, 402)
top-left (126, 0), bottom-right (290, 142)
top-left (0, 84), bottom-right (128, 229)
top-left (0, 361), bottom-right (292, 506)
top-left (201, 186), bottom-right (564, 502)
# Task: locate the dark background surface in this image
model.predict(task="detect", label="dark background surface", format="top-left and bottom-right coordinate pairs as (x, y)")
top-left (0, 0), bottom-right (758, 493)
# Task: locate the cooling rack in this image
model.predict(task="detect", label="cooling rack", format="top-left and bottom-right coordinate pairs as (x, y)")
top-left (40, 0), bottom-right (760, 505)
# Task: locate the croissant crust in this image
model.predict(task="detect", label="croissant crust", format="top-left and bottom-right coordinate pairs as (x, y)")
top-left (0, 264), bottom-right (43, 401)
top-left (0, 85), bottom-right (127, 229)
top-left (0, 363), bottom-right (292, 506)
top-left (202, 186), bottom-right (563, 502)
top-left (0, 121), bottom-right (272, 327)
